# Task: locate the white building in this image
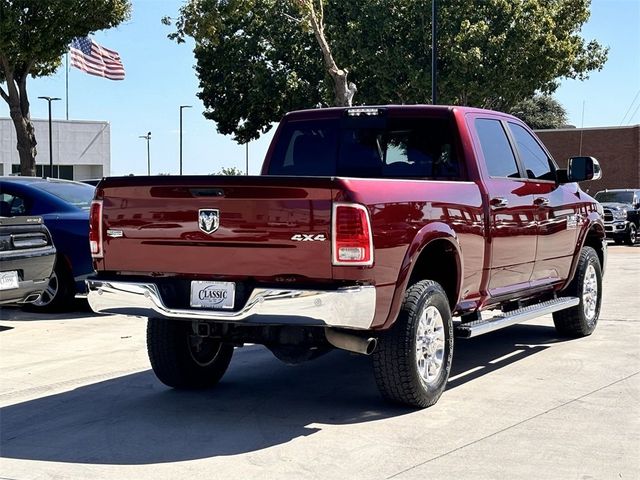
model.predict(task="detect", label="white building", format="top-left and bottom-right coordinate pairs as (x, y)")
top-left (0, 117), bottom-right (110, 180)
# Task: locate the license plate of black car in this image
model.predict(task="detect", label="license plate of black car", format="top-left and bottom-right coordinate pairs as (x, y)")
top-left (0, 271), bottom-right (19, 291)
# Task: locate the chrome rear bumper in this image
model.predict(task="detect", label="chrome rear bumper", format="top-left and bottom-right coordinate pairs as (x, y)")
top-left (86, 280), bottom-right (376, 330)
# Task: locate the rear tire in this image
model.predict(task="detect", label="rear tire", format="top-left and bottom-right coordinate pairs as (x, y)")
top-left (24, 259), bottom-right (75, 313)
top-left (553, 246), bottom-right (602, 337)
top-left (372, 280), bottom-right (454, 408)
top-left (147, 318), bottom-right (234, 389)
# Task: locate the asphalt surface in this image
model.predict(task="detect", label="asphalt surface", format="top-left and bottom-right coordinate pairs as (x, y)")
top-left (1, 245), bottom-right (638, 480)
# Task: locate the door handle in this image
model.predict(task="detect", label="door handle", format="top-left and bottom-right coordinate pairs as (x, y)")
top-left (534, 197), bottom-right (550, 206)
top-left (490, 197), bottom-right (509, 209)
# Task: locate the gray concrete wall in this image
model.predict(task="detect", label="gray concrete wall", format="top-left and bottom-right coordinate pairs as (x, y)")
top-left (0, 118), bottom-right (110, 180)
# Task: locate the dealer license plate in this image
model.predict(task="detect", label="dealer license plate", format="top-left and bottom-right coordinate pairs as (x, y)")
top-left (0, 271), bottom-right (19, 291)
top-left (190, 281), bottom-right (235, 310)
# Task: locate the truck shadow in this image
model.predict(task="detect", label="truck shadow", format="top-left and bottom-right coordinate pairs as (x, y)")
top-left (0, 323), bottom-right (563, 465)
top-left (0, 299), bottom-right (94, 322)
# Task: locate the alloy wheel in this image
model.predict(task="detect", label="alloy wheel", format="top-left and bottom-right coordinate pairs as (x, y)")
top-left (33, 272), bottom-right (59, 307)
top-left (415, 305), bottom-right (446, 384)
top-left (582, 264), bottom-right (598, 324)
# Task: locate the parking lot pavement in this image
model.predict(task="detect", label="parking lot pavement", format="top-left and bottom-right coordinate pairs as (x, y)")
top-left (0, 245), bottom-right (638, 480)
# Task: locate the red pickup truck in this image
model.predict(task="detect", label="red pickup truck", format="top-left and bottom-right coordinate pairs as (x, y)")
top-left (87, 106), bottom-right (606, 408)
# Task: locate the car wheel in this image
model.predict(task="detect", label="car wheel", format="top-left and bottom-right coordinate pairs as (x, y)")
top-left (372, 280), bottom-right (454, 408)
top-left (24, 260), bottom-right (75, 312)
top-left (147, 318), bottom-right (234, 389)
top-left (553, 246), bottom-right (602, 337)
top-left (625, 223), bottom-right (637, 245)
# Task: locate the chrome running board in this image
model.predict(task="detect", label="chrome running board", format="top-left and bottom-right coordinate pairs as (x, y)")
top-left (455, 297), bottom-right (580, 339)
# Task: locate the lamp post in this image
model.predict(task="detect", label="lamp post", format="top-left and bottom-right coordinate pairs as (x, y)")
top-left (179, 105), bottom-right (192, 175)
top-left (431, 0), bottom-right (438, 105)
top-left (38, 96), bottom-right (61, 178)
top-left (139, 132), bottom-right (151, 175)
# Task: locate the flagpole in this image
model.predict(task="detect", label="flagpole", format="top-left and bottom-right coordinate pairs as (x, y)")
top-left (65, 52), bottom-right (69, 120)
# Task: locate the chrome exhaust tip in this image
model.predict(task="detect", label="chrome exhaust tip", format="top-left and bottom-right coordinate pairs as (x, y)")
top-left (21, 293), bottom-right (42, 304)
top-left (325, 328), bottom-right (377, 355)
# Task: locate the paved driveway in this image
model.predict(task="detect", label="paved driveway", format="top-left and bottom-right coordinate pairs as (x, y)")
top-left (1, 245), bottom-right (638, 479)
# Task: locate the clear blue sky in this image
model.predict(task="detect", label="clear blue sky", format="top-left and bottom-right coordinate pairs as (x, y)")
top-left (2, 0), bottom-right (639, 176)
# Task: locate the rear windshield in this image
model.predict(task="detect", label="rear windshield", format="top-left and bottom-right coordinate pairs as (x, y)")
top-left (38, 182), bottom-right (95, 209)
top-left (594, 191), bottom-right (634, 204)
top-left (267, 115), bottom-right (462, 179)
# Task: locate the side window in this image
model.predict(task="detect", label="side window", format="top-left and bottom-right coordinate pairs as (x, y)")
top-left (0, 193), bottom-right (27, 217)
top-left (508, 123), bottom-right (555, 181)
top-left (474, 118), bottom-right (520, 178)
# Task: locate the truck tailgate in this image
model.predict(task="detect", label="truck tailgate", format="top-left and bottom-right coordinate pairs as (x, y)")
top-left (97, 176), bottom-right (334, 280)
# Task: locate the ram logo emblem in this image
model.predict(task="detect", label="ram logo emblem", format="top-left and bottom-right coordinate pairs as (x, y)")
top-left (198, 209), bottom-right (220, 234)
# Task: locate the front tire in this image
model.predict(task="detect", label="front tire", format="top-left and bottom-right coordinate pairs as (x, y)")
top-left (373, 280), bottom-right (454, 408)
top-left (553, 246), bottom-right (602, 337)
top-left (624, 223), bottom-right (637, 245)
top-left (147, 318), bottom-right (234, 389)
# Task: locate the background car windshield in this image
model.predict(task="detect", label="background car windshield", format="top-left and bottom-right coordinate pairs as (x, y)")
top-left (595, 191), bottom-right (633, 203)
top-left (37, 182), bottom-right (95, 209)
top-left (267, 117), bottom-right (460, 179)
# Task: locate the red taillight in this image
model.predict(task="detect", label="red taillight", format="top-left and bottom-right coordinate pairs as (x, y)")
top-left (89, 200), bottom-right (103, 258)
top-left (332, 203), bottom-right (374, 266)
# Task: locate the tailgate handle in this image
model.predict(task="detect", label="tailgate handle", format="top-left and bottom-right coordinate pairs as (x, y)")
top-left (189, 188), bottom-right (225, 197)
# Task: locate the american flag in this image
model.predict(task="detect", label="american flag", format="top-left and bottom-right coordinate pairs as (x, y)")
top-left (69, 37), bottom-right (125, 81)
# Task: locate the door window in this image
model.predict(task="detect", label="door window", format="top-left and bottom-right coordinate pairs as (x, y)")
top-left (474, 119), bottom-right (520, 178)
top-left (508, 123), bottom-right (555, 181)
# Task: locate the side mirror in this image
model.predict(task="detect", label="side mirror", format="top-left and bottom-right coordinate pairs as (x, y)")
top-left (567, 156), bottom-right (602, 182)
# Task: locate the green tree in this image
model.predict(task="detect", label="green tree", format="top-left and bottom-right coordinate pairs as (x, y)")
top-left (510, 95), bottom-right (568, 130)
top-left (0, 0), bottom-right (130, 176)
top-left (436, 0), bottom-right (607, 110)
top-left (215, 166), bottom-right (245, 176)
top-left (166, 0), bottom-right (607, 144)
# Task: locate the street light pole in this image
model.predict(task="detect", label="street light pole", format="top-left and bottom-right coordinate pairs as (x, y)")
top-left (431, 0), bottom-right (438, 105)
top-left (139, 132), bottom-right (151, 175)
top-left (179, 105), bottom-right (192, 175)
top-left (38, 96), bottom-right (61, 178)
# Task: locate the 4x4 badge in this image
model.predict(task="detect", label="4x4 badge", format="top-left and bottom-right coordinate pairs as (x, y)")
top-left (198, 209), bottom-right (220, 234)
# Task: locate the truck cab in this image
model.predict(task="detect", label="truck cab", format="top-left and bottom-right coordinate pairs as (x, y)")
top-left (594, 189), bottom-right (640, 245)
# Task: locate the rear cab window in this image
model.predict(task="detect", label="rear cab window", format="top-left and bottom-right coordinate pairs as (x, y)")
top-left (37, 182), bottom-right (96, 210)
top-left (266, 111), bottom-right (464, 180)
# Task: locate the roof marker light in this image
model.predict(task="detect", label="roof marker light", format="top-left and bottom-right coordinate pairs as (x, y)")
top-left (347, 108), bottom-right (381, 117)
